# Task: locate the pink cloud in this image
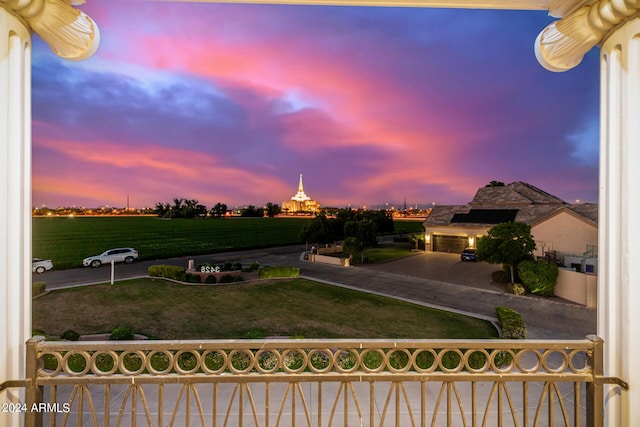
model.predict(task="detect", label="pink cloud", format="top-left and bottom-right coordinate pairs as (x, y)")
top-left (117, 30), bottom-right (473, 180)
top-left (51, 3), bottom-right (598, 206)
top-left (33, 134), bottom-right (294, 207)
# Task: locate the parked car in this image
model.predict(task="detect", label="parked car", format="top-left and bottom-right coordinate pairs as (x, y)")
top-left (83, 248), bottom-right (139, 268)
top-left (32, 258), bottom-right (53, 273)
top-left (460, 248), bottom-right (477, 262)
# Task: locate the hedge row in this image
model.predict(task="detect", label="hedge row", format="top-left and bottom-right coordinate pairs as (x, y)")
top-left (150, 264), bottom-right (299, 281)
top-left (32, 282), bottom-right (46, 297)
top-left (57, 326), bottom-right (135, 341)
top-left (258, 266), bottom-right (300, 279)
top-left (148, 265), bottom-right (186, 281)
top-left (495, 306), bottom-right (527, 339)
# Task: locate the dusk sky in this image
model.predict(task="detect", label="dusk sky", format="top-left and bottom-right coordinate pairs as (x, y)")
top-left (31, 1), bottom-right (600, 210)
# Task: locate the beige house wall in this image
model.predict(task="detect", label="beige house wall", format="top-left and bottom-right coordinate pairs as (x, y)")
top-left (531, 211), bottom-right (597, 259)
top-left (555, 268), bottom-right (598, 308)
top-left (311, 254), bottom-right (348, 266)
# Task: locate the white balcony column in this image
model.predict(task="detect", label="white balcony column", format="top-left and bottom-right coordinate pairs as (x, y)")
top-left (536, 0), bottom-right (640, 423)
top-left (598, 16), bottom-right (640, 426)
top-left (0, 7), bottom-right (31, 425)
top-left (0, 1), bottom-right (99, 423)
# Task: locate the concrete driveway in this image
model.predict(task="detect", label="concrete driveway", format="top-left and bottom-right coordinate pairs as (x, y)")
top-left (363, 250), bottom-right (504, 292)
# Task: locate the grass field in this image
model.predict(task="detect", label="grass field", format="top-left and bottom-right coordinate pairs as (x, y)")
top-left (33, 278), bottom-right (497, 340)
top-left (33, 216), bottom-right (425, 269)
top-left (33, 216), bottom-right (311, 269)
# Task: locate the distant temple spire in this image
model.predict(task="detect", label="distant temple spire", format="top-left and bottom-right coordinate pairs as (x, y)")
top-left (292, 174), bottom-right (311, 202)
top-left (282, 174), bottom-right (320, 214)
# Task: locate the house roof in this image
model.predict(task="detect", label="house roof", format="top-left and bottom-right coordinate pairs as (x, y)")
top-left (425, 182), bottom-right (597, 227)
top-left (469, 181), bottom-right (566, 206)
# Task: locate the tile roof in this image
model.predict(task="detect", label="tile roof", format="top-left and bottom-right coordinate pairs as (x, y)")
top-left (425, 182), bottom-right (597, 227)
top-left (470, 181), bottom-right (566, 206)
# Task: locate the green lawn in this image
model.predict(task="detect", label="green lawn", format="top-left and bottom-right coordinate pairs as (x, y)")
top-left (326, 243), bottom-right (416, 264)
top-left (362, 245), bottom-right (417, 263)
top-left (33, 278), bottom-right (498, 340)
top-left (33, 216), bottom-right (423, 269)
top-left (33, 216), bottom-right (311, 269)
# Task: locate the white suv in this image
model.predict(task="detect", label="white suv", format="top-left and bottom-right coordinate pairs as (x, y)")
top-left (83, 248), bottom-right (139, 268)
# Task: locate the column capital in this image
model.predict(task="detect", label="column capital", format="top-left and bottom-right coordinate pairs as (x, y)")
top-left (535, 0), bottom-right (640, 72)
top-left (1, 0), bottom-right (99, 60)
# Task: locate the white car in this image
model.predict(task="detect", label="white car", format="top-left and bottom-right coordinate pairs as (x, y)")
top-left (32, 258), bottom-right (53, 274)
top-left (83, 248), bottom-right (139, 268)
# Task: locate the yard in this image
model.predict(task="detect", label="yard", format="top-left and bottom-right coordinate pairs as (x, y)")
top-left (33, 278), bottom-right (498, 340)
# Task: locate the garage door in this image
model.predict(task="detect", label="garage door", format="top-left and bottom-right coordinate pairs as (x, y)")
top-left (432, 235), bottom-right (468, 253)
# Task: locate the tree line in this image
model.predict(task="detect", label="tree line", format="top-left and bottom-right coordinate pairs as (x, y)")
top-left (299, 209), bottom-right (395, 257)
top-left (153, 198), bottom-right (282, 219)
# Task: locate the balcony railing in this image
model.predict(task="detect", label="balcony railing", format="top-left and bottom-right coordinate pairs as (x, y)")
top-left (13, 335), bottom-right (616, 426)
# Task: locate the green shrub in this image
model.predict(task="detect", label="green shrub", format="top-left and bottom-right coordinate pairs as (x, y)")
top-left (494, 307), bottom-right (526, 366)
top-left (507, 282), bottom-right (526, 295)
top-left (249, 261), bottom-right (260, 271)
top-left (518, 260), bottom-right (559, 297)
top-left (223, 262), bottom-right (233, 271)
top-left (32, 282), bottom-right (46, 297)
top-left (204, 275), bottom-right (217, 284)
top-left (148, 265), bottom-right (186, 281)
top-left (232, 262), bottom-right (242, 271)
top-left (495, 307), bottom-right (526, 339)
top-left (258, 266), bottom-right (300, 279)
top-left (110, 326), bottom-right (135, 341)
top-left (233, 276), bottom-right (244, 282)
top-left (32, 329), bottom-right (46, 337)
top-left (60, 329), bottom-right (80, 341)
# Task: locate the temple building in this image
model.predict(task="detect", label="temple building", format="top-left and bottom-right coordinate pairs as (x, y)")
top-left (282, 174), bottom-right (320, 214)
